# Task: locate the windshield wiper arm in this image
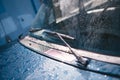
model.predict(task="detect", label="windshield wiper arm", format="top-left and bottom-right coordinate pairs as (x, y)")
top-left (56, 33), bottom-right (90, 67)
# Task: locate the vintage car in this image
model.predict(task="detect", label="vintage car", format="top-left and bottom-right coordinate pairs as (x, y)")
top-left (0, 0), bottom-right (120, 79)
top-left (20, 0), bottom-right (120, 78)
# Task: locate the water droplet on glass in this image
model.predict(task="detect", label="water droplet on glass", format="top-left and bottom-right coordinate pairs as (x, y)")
top-left (97, 68), bottom-right (100, 71)
top-left (64, 71), bottom-right (68, 75)
top-left (104, 75), bottom-right (107, 77)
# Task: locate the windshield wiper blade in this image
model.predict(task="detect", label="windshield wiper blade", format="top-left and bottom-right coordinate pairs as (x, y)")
top-left (30, 29), bottom-right (75, 40)
top-left (44, 30), bottom-right (75, 40)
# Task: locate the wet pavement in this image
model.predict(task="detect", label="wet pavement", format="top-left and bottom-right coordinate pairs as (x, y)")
top-left (0, 42), bottom-right (119, 80)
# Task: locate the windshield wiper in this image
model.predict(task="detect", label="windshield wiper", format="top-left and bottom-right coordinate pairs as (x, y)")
top-left (30, 28), bottom-right (89, 66)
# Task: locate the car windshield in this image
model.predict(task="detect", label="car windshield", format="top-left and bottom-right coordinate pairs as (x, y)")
top-left (30, 0), bottom-right (120, 56)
